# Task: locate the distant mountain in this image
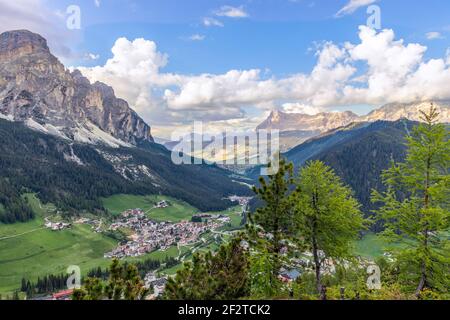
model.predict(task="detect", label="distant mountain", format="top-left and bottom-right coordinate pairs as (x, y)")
top-left (0, 30), bottom-right (153, 147)
top-left (362, 101), bottom-right (450, 123)
top-left (257, 101), bottom-right (450, 151)
top-left (248, 120), bottom-right (418, 224)
top-left (257, 110), bottom-right (359, 132)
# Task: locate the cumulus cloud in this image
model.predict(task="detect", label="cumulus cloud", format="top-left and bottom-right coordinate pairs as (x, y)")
top-left (76, 38), bottom-right (180, 123)
top-left (76, 26), bottom-right (450, 133)
top-left (214, 5), bottom-right (249, 18)
top-left (335, 0), bottom-right (377, 17)
top-left (282, 103), bottom-right (321, 115)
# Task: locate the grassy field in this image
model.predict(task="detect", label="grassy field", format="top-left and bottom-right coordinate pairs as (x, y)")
top-left (102, 194), bottom-right (199, 222)
top-left (354, 233), bottom-right (409, 259)
top-left (0, 193), bottom-right (243, 295)
top-left (0, 195), bottom-right (118, 295)
top-left (9, 193), bottom-right (419, 295)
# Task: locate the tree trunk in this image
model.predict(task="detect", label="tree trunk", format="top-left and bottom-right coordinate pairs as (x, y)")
top-left (340, 287), bottom-right (345, 300)
top-left (311, 190), bottom-right (323, 299)
top-left (312, 232), bottom-right (322, 298)
top-left (416, 155), bottom-right (431, 298)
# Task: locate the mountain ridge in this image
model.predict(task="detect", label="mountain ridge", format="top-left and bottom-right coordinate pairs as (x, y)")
top-left (0, 30), bottom-right (153, 147)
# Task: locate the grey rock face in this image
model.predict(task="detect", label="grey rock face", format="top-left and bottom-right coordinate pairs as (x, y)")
top-left (0, 30), bottom-right (153, 146)
top-left (257, 110), bottom-right (359, 132)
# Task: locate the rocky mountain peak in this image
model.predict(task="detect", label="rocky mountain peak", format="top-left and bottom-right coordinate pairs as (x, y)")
top-left (0, 30), bottom-right (50, 61)
top-left (258, 109), bottom-right (359, 132)
top-left (0, 30), bottom-right (154, 147)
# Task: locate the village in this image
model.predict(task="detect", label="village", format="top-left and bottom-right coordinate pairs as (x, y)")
top-left (38, 196), bottom-right (250, 298)
top-left (104, 207), bottom-right (231, 259)
top-left (37, 195), bottom-right (382, 300)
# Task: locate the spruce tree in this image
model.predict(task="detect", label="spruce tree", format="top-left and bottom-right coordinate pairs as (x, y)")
top-left (164, 236), bottom-right (250, 300)
top-left (372, 104), bottom-right (450, 297)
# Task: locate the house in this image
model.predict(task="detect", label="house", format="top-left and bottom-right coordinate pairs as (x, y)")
top-left (155, 200), bottom-right (169, 208)
top-left (52, 289), bottom-right (74, 300)
top-left (279, 269), bottom-right (301, 283)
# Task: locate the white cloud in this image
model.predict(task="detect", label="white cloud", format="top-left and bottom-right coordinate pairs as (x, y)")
top-left (203, 17), bottom-right (224, 27)
top-left (94, 0), bottom-right (101, 8)
top-left (214, 5), bottom-right (249, 18)
top-left (76, 26), bottom-right (450, 133)
top-left (282, 103), bottom-right (321, 115)
top-left (335, 0), bottom-right (377, 17)
top-left (188, 34), bottom-right (205, 41)
top-left (426, 31), bottom-right (444, 40)
top-left (76, 37), bottom-right (180, 123)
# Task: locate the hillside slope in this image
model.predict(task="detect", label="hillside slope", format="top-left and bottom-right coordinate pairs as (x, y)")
top-left (248, 120), bottom-right (416, 220)
top-left (0, 119), bottom-right (251, 223)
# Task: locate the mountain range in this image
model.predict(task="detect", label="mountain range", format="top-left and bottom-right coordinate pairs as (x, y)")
top-left (0, 30), bottom-right (251, 223)
top-left (258, 102), bottom-right (450, 151)
top-left (1, 29), bottom-right (448, 225)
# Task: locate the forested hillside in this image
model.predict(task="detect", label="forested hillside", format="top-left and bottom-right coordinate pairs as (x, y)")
top-left (0, 119), bottom-right (251, 223)
top-left (248, 120), bottom-right (418, 222)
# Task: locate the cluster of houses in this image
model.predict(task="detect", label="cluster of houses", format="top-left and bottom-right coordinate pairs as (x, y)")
top-left (104, 209), bottom-right (229, 259)
top-left (120, 208), bottom-right (145, 219)
top-left (228, 195), bottom-right (252, 207)
top-left (44, 218), bottom-right (71, 231)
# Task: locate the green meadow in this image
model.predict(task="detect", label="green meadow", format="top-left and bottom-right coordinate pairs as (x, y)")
top-left (0, 193), bottom-right (243, 295)
top-left (0, 195), bottom-right (117, 295)
top-left (1, 192), bottom-right (415, 296)
top-left (102, 194), bottom-right (199, 222)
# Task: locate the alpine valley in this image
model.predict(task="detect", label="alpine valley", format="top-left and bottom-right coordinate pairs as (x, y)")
top-left (0, 30), bottom-right (252, 223)
top-left (0, 29), bottom-right (449, 300)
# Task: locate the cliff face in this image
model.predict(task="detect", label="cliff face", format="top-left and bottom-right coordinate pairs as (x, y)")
top-left (0, 30), bottom-right (153, 146)
top-left (362, 101), bottom-right (450, 123)
top-left (257, 110), bottom-right (359, 132)
top-left (258, 103), bottom-right (450, 133)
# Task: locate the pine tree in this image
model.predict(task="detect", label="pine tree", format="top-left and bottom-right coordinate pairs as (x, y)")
top-left (372, 104), bottom-right (450, 297)
top-left (251, 158), bottom-right (294, 285)
top-left (72, 259), bottom-right (149, 300)
top-left (164, 236), bottom-right (250, 300)
top-left (293, 160), bottom-right (365, 299)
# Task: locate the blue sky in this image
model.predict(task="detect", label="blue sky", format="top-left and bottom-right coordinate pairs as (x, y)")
top-left (1, 0), bottom-right (450, 137)
top-left (48, 0), bottom-right (450, 74)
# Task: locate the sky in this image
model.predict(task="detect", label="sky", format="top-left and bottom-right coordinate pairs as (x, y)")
top-left (1, 0), bottom-right (450, 138)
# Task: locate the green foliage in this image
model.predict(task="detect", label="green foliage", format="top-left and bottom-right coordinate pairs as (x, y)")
top-left (372, 104), bottom-right (450, 296)
top-left (72, 258), bottom-right (149, 300)
top-left (251, 158), bottom-right (294, 281)
top-left (0, 180), bottom-right (34, 223)
top-left (0, 119), bottom-right (251, 223)
top-left (248, 246), bottom-right (280, 298)
top-left (293, 160), bottom-right (366, 295)
top-left (163, 236), bottom-right (250, 300)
